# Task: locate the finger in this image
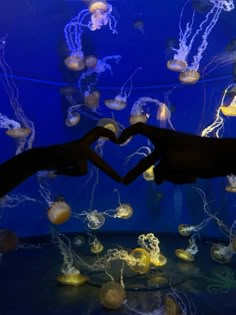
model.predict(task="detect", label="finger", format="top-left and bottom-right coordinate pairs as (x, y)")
top-left (83, 127), bottom-right (117, 145)
top-left (123, 151), bottom-right (159, 185)
top-left (118, 123), bottom-right (158, 144)
top-left (87, 149), bottom-right (122, 182)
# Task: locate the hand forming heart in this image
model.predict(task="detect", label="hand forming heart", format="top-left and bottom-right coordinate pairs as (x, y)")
top-left (1, 122), bottom-right (236, 198)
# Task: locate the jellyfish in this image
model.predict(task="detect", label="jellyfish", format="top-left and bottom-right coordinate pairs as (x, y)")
top-left (175, 234), bottom-right (199, 262)
top-left (73, 209), bottom-right (106, 230)
top-left (84, 90), bottom-right (100, 110)
top-left (90, 236), bottom-right (104, 254)
top-left (225, 174), bottom-right (236, 192)
top-left (65, 108), bottom-right (81, 127)
top-left (126, 247), bottom-right (151, 274)
top-left (84, 55), bottom-right (98, 68)
top-left (72, 235), bottom-right (85, 247)
top-left (0, 35), bottom-right (35, 154)
top-left (133, 20), bottom-right (144, 34)
top-left (64, 1), bottom-right (117, 71)
top-left (201, 83), bottom-right (234, 137)
top-left (105, 67), bottom-right (142, 110)
top-left (167, 0), bottom-right (235, 84)
top-left (130, 97), bottom-right (174, 129)
top-left (113, 189), bottom-right (133, 219)
top-left (47, 200), bottom-right (72, 225)
top-left (220, 84), bottom-right (236, 116)
top-left (51, 229), bottom-right (89, 286)
top-left (99, 281), bottom-right (126, 309)
top-left (178, 217), bottom-right (212, 237)
top-left (78, 55), bottom-right (121, 97)
top-left (138, 233), bottom-right (167, 267)
top-left (0, 229), bottom-right (18, 253)
top-left (124, 145), bottom-right (155, 181)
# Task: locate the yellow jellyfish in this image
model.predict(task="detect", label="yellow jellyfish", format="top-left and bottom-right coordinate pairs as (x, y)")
top-left (97, 117), bottom-right (119, 136)
top-left (175, 234), bottom-right (199, 262)
top-left (129, 114), bottom-right (148, 125)
top-left (225, 175), bottom-right (236, 193)
top-left (57, 273), bottom-right (89, 286)
top-left (90, 238), bottom-right (104, 254)
top-left (115, 203), bottom-right (133, 219)
top-left (178, 224), bottom-right (193, 237)
top-left (0, 229), bottom-right (18, 252)
top-left (220, 95), bottom-right (236, 116)
top-left (84, 55), bottom-right (98, 68)
top-left (47, 201), bottom-right (71, 225)
top-left (126, 247), bottom-right (150, 274)
top-left (167, 59), bottom-right (187, 72)
top-left (99, 281), bottom-right (126, 309)
top-left (210, 243), bottom-right (233, 264)
top-left (138, 233), bottom-right (167, 267)
top-left (179, 70), bottom-right (200, 85)
top-left (64, 54), bottom-right (85, 72)
top-left (5, 127), bottom-right (31, 139)
top-left (84, 90), bottom-right (100, 110)
top-left (164, 294), bottom-right (181, 315)
top-left (142, 165), bottom-right (155, 181)
top-left (89, 0), bottom-right (108, 14)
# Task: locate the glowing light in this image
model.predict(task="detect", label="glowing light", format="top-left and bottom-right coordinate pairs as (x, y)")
top-left (0, 35), bottom-right (35, 154)
top-left (168, 0), bottom-right (235, 81)
top-left (57, 273), bottom-right (89, 286)
top-left (99, 281), bottom-right (126, 309)
top-left (47, 201), bottom-right (71, 225)
top-left (138, 233), bottom-right (167, 267)
top-left (104, 67), bottom-right (142, 110)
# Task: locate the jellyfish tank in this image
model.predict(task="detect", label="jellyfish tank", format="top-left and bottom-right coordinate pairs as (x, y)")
top-left (1, 0), bottom-right (236, 314)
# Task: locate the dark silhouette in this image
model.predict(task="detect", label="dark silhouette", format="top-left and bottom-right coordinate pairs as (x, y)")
top-left (0, 127), bottom-right (121, 198)
top-left (119, 123), bottom-right (236, 185)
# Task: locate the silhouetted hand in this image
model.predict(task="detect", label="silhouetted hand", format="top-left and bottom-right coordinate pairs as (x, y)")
top-left (119, 123), bottom-right (236, 185)
top-left (0, 127), bottom-right (121, 198)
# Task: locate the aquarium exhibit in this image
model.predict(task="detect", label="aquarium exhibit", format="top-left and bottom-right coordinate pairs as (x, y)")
top-left (1, 0), bottom-right (236, 314)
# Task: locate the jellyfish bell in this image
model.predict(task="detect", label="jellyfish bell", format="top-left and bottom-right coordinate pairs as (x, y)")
top-left (0, 229), bottom-right (18, 253)
top-left (175, 249), bottom-right (195, 262)
top-left (129, 114), bottom-right (148, 125)
top-left (47, 201), bottom-right (71, 225)
top-left (225, 175), bottom-right (236, 192)
top-left (73, 235), bottom-right (85, 247)
top-left (179, 70), bottom-right (200, 84)
top-left (84, 55), bottom-right (98, 68)
top-left (87, 210), bottom-right (105, 230)
top-left (127, 247), bottom-right (150, 274)
top-left (84, 90), bottom-right (100, 110)
top-left (115, 203), bottom-right (133, 219)
top-left (64, 54), bottom-right (85, 72)
top-left (178, 224), bottom-right (192, 237)
top-left (210, 243), bottom-right (232, 264)
top-left (65, 111), bottom-right (80, 127)
top-left (220, 95), bottom-right (236, 116)
top-left (104, 94), bottom-right (127, 110)
top-left (150, 253), bottom-right (167, 267)
top-left (99, 281), bottom-right (126, 310)
top-left (6, 127), bottom-right (31, 139)
top-left (57, 273), bottom-right (89, 286)
top-left (167, 59), bottom-right (187, 72)
top-left (164, 294), bottom-right (181, 315)
top-left (97, 117), bottom-right (119, 137)
top-left (89, 0), bottom-right (108, 14)
top-left (90, 239), bottom-right (104, 254)
top-left (142, 165), bottom-right (155, 181)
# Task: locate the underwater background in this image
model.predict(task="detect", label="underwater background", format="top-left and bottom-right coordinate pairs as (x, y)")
top-left (1, 0), bottom-right (236, 314)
